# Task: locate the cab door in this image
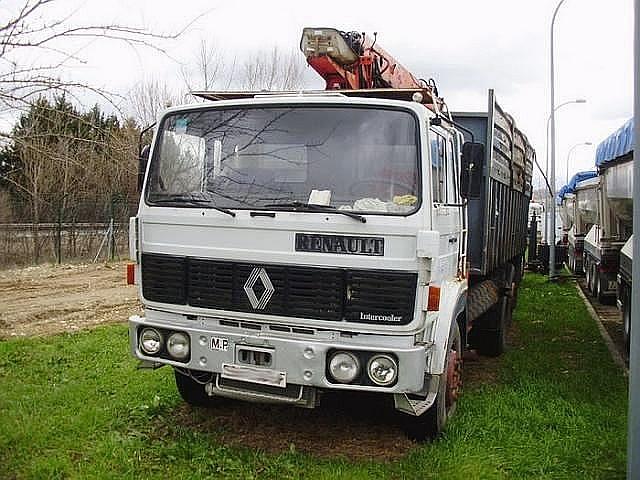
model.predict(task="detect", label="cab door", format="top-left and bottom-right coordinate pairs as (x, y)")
top-left (429, 126), bottom-right (464, 282)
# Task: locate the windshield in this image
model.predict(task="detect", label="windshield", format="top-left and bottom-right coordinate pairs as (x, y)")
top-left (146, 106), bottom-right (420, 215)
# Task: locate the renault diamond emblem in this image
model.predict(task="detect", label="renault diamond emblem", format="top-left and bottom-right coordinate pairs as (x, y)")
top-left (243, 267), bottom-right (275, 310)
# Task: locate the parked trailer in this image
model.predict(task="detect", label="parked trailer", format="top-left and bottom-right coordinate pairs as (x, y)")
top-left (557, 171), bottom-right (598, 274)
top-left (598, 118), bottom-right (635, 353)
top-left (584, 119), bottom-right (633, 305)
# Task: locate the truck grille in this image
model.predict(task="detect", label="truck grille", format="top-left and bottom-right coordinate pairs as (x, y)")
top-left (141, 253), bottom-right (417, 325)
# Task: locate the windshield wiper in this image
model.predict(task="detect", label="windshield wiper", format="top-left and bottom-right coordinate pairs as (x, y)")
top-left (262, 201), bottom-right (366, 223)
top-left (150, 194), bottom-right (236, 217)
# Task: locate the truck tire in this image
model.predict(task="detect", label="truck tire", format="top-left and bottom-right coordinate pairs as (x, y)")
top-left (401, 322), bottom-right (462, 440)
top-left (595, 271), bottom-right (609, 304)
top-left (473, 294), bottom-right (511, 357)
top-left (587, 262), bottom-right (596, 297)
top-left (591, 266), bottom-right (600, 298)
top-left (174, 369), bottom-right (218, 407)
top-left (585, 260), bottom-right (591, 290)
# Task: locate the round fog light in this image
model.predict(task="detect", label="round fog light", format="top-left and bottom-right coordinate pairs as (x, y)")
top-left (139, 328), bottom-right (162, 355)
top-left (167, 332), bottom-right (190, 360)
top-left (367, 354), bottom-right (398, 386)
top-left (328, 351), bottom-right (360, 383)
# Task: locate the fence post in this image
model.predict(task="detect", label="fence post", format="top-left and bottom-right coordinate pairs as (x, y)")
top-left (56, 205), bottom-right (62, 264)
top-left (108, 218), bottom-right (115, 261)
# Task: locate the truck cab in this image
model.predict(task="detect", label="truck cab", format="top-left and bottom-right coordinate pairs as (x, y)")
top-left (129, 93), bottom-right (469, 438)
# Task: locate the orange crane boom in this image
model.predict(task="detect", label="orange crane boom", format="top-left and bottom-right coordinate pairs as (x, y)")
top-left (300, 27), bottom-right (446, 112)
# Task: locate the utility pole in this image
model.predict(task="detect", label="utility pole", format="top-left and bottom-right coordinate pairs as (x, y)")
top-left (628, 0), bottom-right (640, 476)
top-left (549, 0), bottom-right (567, 280)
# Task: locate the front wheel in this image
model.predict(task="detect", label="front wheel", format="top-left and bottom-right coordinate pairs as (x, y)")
top-left (174, 369), bottom-right (219, 407)
top-left (401, 322), bottom-right (463, 441)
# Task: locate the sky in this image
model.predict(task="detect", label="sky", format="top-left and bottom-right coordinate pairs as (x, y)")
top-left (2, 0), bottom-right (634, 191)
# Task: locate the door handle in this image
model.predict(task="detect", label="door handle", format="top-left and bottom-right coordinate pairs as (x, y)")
top-left (448, 237), bottom-right (458, 244)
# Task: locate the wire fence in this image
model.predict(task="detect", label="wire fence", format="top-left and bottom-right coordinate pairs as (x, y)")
top-left (0, 221), bottom-right (130, 268)
top-left (0, 196), bottom-right (138, 267)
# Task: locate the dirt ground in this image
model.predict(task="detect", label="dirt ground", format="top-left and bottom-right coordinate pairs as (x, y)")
top-left (0, 261), bottom-right (140, 339)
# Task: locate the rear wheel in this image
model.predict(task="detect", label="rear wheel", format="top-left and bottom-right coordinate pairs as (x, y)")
top-left (174, 369), bottom-right (219, 407)
top-left (402, 322), bottom-right (463, 440)
top-left (473, 293), bottom-right (511, 357)
top-left (595, 271), bottom-right (609, 304)
top-left (591, 265), bottom-right (599, 298)
top-left (587, 263), bottom-right (595, 296)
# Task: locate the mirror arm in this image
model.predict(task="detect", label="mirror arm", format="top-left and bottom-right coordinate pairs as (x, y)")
top-left (433, 114), bottom-right (475, 143)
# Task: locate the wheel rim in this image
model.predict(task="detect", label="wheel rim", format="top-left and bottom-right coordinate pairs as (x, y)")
top-left (445, 346), bottom-right (463, 411)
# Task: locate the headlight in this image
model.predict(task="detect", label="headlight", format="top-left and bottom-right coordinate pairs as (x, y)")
top-left (367, 354), bottom-right (398, 386)
top-left (139, 328), bottom-right (162, 355)
top-left (167, 332), bottom-right (190, 360)
top-left (328, 351), bottom-right (360, 383)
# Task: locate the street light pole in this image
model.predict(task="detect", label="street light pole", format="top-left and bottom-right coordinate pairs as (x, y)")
top-left (549, 0), bottom-right (568, 280)
top-left (544, 99), bottom-right (586, 243)
top-left (565, 142), bottom-right (592, 184)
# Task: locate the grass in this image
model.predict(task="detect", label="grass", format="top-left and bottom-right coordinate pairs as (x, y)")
top-left (0, 274), bottom-right (628, 479)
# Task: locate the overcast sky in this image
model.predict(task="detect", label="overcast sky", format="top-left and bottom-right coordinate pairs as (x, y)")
top-left (4, 0), bottom-right (634, 190)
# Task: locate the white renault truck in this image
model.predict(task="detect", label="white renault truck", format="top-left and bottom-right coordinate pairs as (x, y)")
top-left (128, 28), bottom-right (534, 438)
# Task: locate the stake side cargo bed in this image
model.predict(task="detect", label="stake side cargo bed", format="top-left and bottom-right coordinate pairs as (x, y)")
top-left (453, 90), bottom-right (533, 281)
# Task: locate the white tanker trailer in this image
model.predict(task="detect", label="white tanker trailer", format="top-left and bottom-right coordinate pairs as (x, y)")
top-left (557, 171), bottom-right (598, 274)
top-left (582, 118), bottom-right (633, 353)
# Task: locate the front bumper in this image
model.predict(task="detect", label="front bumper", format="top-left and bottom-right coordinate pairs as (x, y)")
top-left (129, 310), bottom-right (428, 395)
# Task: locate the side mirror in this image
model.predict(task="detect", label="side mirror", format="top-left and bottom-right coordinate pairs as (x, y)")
top-left (460, 142), bottom-right (484, 199)
top-left (137, 144), bottom-right (150, 193)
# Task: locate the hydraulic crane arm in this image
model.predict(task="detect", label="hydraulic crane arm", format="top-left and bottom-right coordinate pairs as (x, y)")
top-left (300, 27), bottom-right (446, 112)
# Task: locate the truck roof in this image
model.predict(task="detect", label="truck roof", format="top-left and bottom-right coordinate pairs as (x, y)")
top-left (557, 170), bottom-right (598, 203)
top-left (191, 88), bottom-right (442, 112)
top-left (596, 117), bottom-right (634, 168)
top-left (157, 91), bottom-right (438, 119)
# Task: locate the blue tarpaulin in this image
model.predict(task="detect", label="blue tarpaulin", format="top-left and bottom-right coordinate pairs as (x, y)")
top-left (595, 118), bottom-right (634, 167)
top-left (556, 170), bottom-right (598, 204)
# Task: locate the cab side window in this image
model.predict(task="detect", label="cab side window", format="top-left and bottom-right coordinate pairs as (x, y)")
top-left (430, 131), bottom-right (446, 203)
top-left (430, 129), bottom-right (461, 205)
top-left (446, 137), bottom-right (459, 203)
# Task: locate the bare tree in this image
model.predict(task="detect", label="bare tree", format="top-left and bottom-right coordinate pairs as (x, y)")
top-left (0, 0), bottom-right (204, 112)
top-left (241, 47), bottom-right (306, 91)
top-left (129, 79), bottom-right (186, 127)
top-left (182, 39), bottom-right (227, 92)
